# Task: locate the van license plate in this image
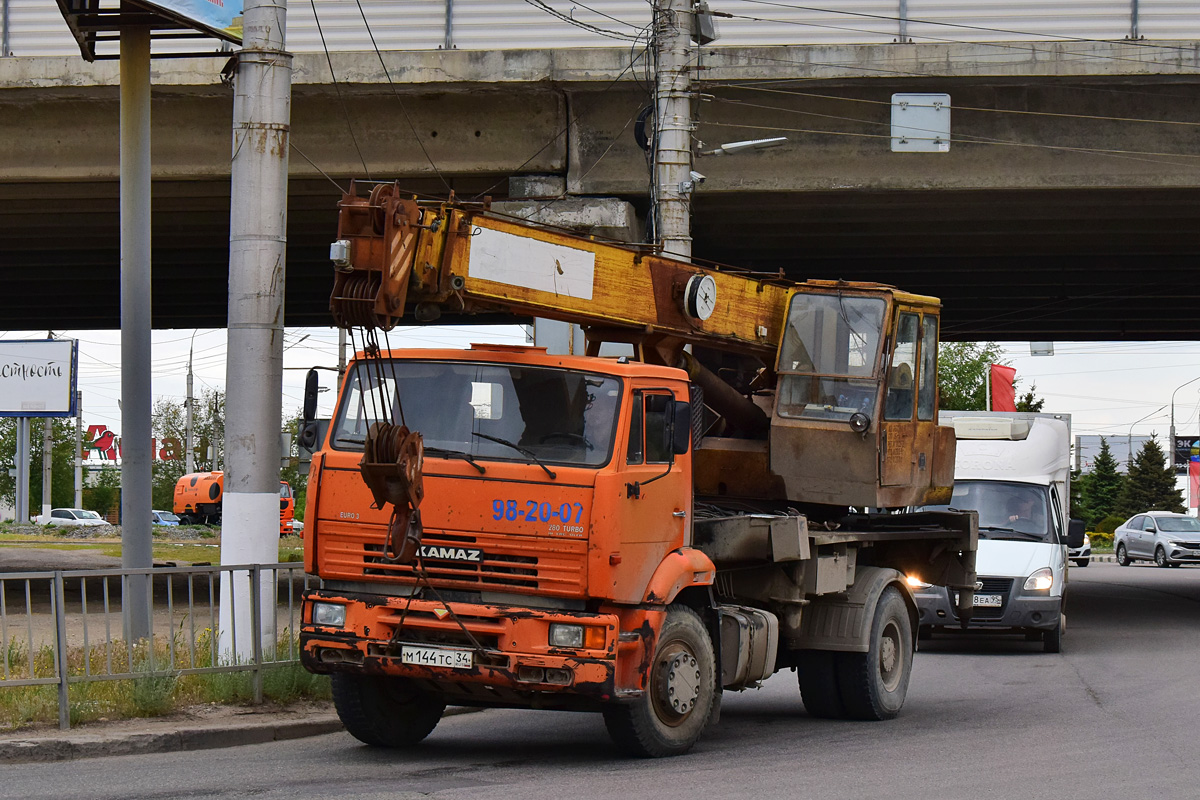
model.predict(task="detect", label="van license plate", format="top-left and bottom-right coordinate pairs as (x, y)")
top-left (400, 645), bottom-right (473, 670)
top-left (974, 594), bottom-right (1003, 608)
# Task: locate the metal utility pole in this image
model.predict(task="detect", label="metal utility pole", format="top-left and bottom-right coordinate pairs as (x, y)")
top-left (186, 331), bottom-right (195, 474)
top-left (120, 24), bottom-right (154, 643)
top-left (74, 391), bottom-right (83, 509)
top-left (219, 0), bottom-right (292, 662)
top-left (41, 416), bottom-right (52, 519)
top-left (42, 333), bottom-right (53, 521)
top-left (653, 0), bottom-right (694, 261)
top-left (15, 418), bottom-right (29, 522)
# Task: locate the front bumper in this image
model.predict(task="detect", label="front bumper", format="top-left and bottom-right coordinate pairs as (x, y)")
top-left (301, 589), bottom-right (654, 708)
top-left (914, 583), bottom-right (1062, 631)
top-left (1164, 546), bottom-right (1200, 563)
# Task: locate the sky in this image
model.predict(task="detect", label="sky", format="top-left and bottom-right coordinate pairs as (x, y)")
top-left (5, 328), bottom-right (1199, 441)
top-left (4, 328), bottom-right (1199, 484)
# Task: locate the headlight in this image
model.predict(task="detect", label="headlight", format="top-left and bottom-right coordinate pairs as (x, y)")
top-left (312, 602), bottom-right (346, 627)
top-left (548, 623), bottom-right (605, 649)
top-left (1023, 567), bottom-right (1053, 592)
top-left (1169, 541), bottom-right (1189, 548)
top-left (549, 623), bottom-right (584, 648)
top-left (1082, 534), bottom-right (1090, 547)
top-left (905, 574), bottom-right (932, 590)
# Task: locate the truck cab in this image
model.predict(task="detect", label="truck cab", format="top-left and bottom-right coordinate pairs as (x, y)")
top-left (909, 413), bottom-right (1084, 653)
top-left (303, 345), bottom-right (701, 708)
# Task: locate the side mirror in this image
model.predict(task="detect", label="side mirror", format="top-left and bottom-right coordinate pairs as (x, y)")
top-left (1066, 518), bottom-right (1086, 550)
top-left (303, 369), bottom-right (319, 425)
top-left (671, 400), bottom-right (691, 456)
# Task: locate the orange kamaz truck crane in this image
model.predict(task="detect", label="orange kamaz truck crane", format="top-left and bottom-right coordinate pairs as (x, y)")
top-left (299, 184), bottom-right (977, 757)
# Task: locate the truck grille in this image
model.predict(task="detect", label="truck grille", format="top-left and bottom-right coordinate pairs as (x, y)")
top-left (965, 577), bottom-right (1012, 620)
top-left (320, 528), bottom-right (587, 598)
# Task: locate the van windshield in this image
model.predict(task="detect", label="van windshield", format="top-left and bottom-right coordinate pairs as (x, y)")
top-left (921, 480), bottom-right (1054, 543)
top-left (331, 360), bottom-right (623, 468)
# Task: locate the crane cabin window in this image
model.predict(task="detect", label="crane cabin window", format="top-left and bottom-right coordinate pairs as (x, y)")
top-left (776, 293), bottom-right (886, 422)
top-left (884, 312), bottom-right (919, 421)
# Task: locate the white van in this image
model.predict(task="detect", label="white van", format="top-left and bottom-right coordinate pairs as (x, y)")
top-left (909, 412), bottom-right (1085, 653)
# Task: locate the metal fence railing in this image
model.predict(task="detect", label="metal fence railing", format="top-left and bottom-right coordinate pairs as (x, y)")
top-left (0, 563), bottom-right (313, 730)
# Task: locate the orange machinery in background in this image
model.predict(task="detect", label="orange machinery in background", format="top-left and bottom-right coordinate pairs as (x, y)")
top-left (174, 471), bottom-right (294, 536)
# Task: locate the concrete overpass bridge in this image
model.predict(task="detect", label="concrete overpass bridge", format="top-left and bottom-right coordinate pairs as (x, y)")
top-left (4, 3), bottom-right (1200, 339)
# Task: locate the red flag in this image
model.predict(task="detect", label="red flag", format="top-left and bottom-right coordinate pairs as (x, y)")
top-left (1190, 459), bottom-right (1199, 509)
top-left (990, 364), bottom-right (1017, 412)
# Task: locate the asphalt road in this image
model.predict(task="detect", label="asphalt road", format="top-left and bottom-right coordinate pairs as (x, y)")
top-left (3, 562), bottom-right (1198, 800)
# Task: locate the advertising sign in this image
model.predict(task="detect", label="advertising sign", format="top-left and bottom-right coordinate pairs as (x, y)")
top-left (138, 0), bottom-right (243, 43)
top-left (1174, 436), bottom-right (1200, 476)
top-left (0, 340), bottom-right (78, 417)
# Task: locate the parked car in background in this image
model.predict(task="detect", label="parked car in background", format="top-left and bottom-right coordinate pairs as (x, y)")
top-left (38, 508), bottom-right (111, 528)
top-left (1115, 511), bottom-right (1200, 567)
top-left (151, 510), bottom-right (180, 526)
top-left (1069, 533), bottom-right (1091, 567)
top-left (291, 519), bottom-right (304, 534)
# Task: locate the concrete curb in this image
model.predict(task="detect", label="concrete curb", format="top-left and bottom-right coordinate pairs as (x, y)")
top-left (0, 706), bottom-right (479, 764)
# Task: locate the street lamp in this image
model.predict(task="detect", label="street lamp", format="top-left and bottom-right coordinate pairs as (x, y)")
top-left (1169, 377), bottom-right (1200, 474)
top-left (1127, 404), bottom-right (1167, 470)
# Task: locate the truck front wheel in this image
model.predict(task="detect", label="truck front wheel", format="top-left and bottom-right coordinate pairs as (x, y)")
top-left (603, 605), bottom-right (716, 758)
top-left (835, 586), bottom-right (913, 721)
top-left (331, 673), bottom-right (446, 747)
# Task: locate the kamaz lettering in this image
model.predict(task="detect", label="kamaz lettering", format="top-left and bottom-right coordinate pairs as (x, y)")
top-left (419, 545), bottom-right (483, 563)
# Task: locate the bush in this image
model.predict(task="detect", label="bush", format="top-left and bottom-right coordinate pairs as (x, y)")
top-left (1089, 531), bottom-right (1113, 548)
top-left (1095, 514), bottom-right (1126, 535)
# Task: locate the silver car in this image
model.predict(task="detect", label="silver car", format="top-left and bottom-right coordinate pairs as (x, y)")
top-left (1114, 511), bottom-right (1200, 567)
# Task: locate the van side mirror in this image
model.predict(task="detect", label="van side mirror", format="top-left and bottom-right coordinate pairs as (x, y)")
top-left (1066, 518), bottom-right (1086, 550)
top-left (672, 401), bottom-right (691, 455)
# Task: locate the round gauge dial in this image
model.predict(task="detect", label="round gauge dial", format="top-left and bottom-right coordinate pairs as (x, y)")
top-left (684, 274), bottom-right (718, 321)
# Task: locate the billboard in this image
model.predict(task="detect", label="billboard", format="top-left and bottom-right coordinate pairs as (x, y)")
top-left (0, 340), bottom-right (78, 417)
top-left (138, 0), bottom-right (243, 43)
top-left (1174, 436), bottom-right (1200, 477)
top-left (1075, 434), bottom-right (1154, 475)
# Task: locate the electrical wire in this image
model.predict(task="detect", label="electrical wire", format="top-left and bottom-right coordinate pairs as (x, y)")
top-left (523, 0), bottom-right (644, 41)
top-left (725, 0), bottom-right (1200, 59)
top-left (354, 0), bottom-right (452, 193)
top-left (309, 0), bottom-right (371, 179)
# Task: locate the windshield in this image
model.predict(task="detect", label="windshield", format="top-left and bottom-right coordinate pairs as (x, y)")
top-left (921, 480), bottom-right (1054, 543)
top-left (777, 293), bottom-right (886, 422)
top-left (155, 511), bottom-right (179, 522)
top-left (77, 510), bottom-right (102, 520)
top-left (331, 360), bottom-right (622, 468)
top-left (1156, 516), bottom-right (1200, 533)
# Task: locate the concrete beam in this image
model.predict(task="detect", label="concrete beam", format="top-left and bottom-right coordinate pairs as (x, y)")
top-left (6, 41), bottom-right (1200, 90)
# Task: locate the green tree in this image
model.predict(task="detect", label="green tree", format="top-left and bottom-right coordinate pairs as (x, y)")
top-left (0, 417), bottom-right (81, 513)
top-left (1078, 437), bottom-right (1124, 527)
top-left (937, 342), bottom-right (1003, 411)
top-left (1015, 386), bottom-right (1045, 413)
top-left (150, 389), bottom-right (226, 510)
top-left (84, 467), bottom-right (122, 517)
top-left (1115, 434), bottom-right (1184, 517)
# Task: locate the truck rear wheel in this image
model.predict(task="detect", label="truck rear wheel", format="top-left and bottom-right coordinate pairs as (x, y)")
top-left (835, 586), bottom-right (913, 721)
top-left (602, 605), bottom-right (716, 758)
top-left (797, 649), bottom-right (847, 719)
top-left (331, 673), bottom-right (446, 747)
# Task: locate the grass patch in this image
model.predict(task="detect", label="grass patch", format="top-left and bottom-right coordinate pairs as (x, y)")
top-left (0, 630), bottom-right (330, 732)
top-left (1, 535), bottom-right (298, 565)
